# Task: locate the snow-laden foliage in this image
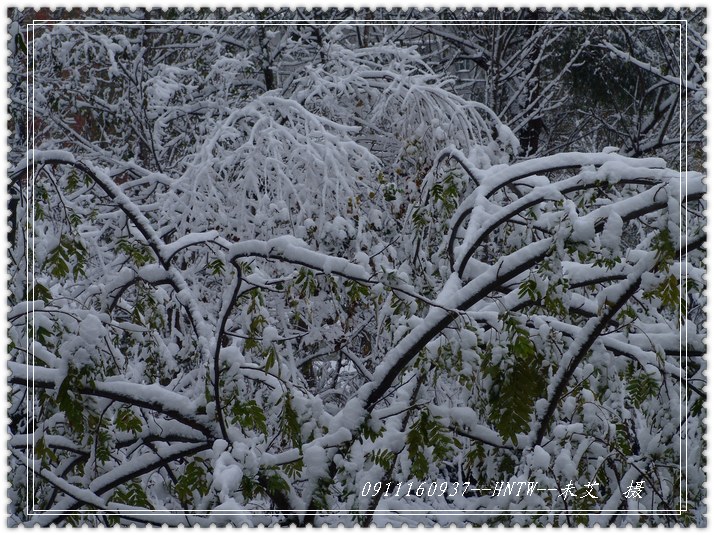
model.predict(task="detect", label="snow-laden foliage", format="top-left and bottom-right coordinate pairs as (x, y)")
top-left (8, 9), bottom-right (705, 527)
top-left (422, 8), bottom-right (705, 164)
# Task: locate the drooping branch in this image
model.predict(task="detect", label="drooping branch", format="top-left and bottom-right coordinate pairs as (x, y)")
top-left (446, 151), bottom-right (672, 269)
top-left (452, 172), bottom-right (702, 278)
top-left (13, 152), bottom-right (221, 404)
top-left (9, 362), bottom-right (214, 438)
top-left (31, 442), bottom-right (211, 526)
top-left (227, 236), bottom-right (465, 315)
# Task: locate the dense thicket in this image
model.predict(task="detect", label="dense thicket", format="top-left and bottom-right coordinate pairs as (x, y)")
top-left (8, 8), bottom-right (705, 526)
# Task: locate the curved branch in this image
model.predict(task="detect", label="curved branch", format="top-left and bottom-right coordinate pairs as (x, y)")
top-left (364, 237), bottom-right (553, 409)
top-left (533, 261), bottom-right (649, 446)
top-left (105, 268), bottom-right (174, 314)
top-left (9, 362), bottom-right (214, 438)
top-left (447, 153), bottom-right (670, 270)
top-left (32, 442), bottom-right (210, 526)
top-left (483, 152), bottom-right (667, 198)
top-left (599, 42), bottom-right (700, 91)
top-left (680, 232), bottom-right (705, 258)
top-left (454, 177), bottom-right (701, 278)
top-left (16, 152), bottom-right (220, 393)
top-left (212, 261), bottom-right (242, 442)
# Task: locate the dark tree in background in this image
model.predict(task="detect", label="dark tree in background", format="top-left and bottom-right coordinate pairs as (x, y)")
top-left (8, 8), bottom-right (705, 526)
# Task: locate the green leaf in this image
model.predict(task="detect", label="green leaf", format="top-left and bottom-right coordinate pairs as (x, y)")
top-left (359, 419), bottom-right (384, 442)
top-left (45, 246), bottom-right (69, 279)
top-left (249, 315), bottom-right (267, 335)
top-left (406, 411), bottom-right (454, 479)
top-left (112, 480), bottom-right (153, 509)
top-left (518, 279), bottom-right (540, 301)
top-left (35, 326), bottom-right (53, 345)
top-left (43, 235), bottom-right (88, 281)
top-left (488, 323), bottom-right (546, 445)
top-left (66, 172), bottom-right (80, 193)
top-left (29, 282), bottom-right (53, 303)
top-left (244, 337), bottom-right (259, 351)
top-left (366, 449), bottom-right (396, 471)
top-left (230, 399), bottom-right (267, 434)
top-left (264, 345), bottom-right (277, 371)
top-left (174, 460), bottom-right (208, 503)
top-left (411, 207), bottom-right (428, 228)
top-left (207, 258), bottom-right (225, 275)
top-left (263, 471), bottom-right (291, 495)
top-left (95, 429), bottom-right (112, 464)
top-left (35, 437), bottom-right (59, 466)
top-left (116, 237), bottom-right (153, 266)
top-left (115, 407), bottom-right (143, 434)
top-left (15, 33), bottom-right (27, 54)
top-left (346, 280), bottom-right (370, 302)
top-left (652, 228), bottom-right (676, 271)
top-left (282, 459), bottom-right (304, 478)
top-left (280, 393), bottom-right (302, 449)
top-left (626, 365), bottom-right (660, 408)
top-left (643, 274), bottom-right (686, 324)
top-left (57, 367), bottom-right (87, 434)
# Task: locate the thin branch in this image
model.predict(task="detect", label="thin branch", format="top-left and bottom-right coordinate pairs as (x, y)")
top-left (212, 261), bottom-right (243, 442)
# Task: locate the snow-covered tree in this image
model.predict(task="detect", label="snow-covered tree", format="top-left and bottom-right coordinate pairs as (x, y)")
top-left (381, 8), bottom-right (704, 164)
top-left (8, 9), bottom-right (705, 527)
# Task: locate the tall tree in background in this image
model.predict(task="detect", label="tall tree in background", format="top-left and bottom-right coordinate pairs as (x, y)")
top-left (398, 8), bottom-right (704, 163)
